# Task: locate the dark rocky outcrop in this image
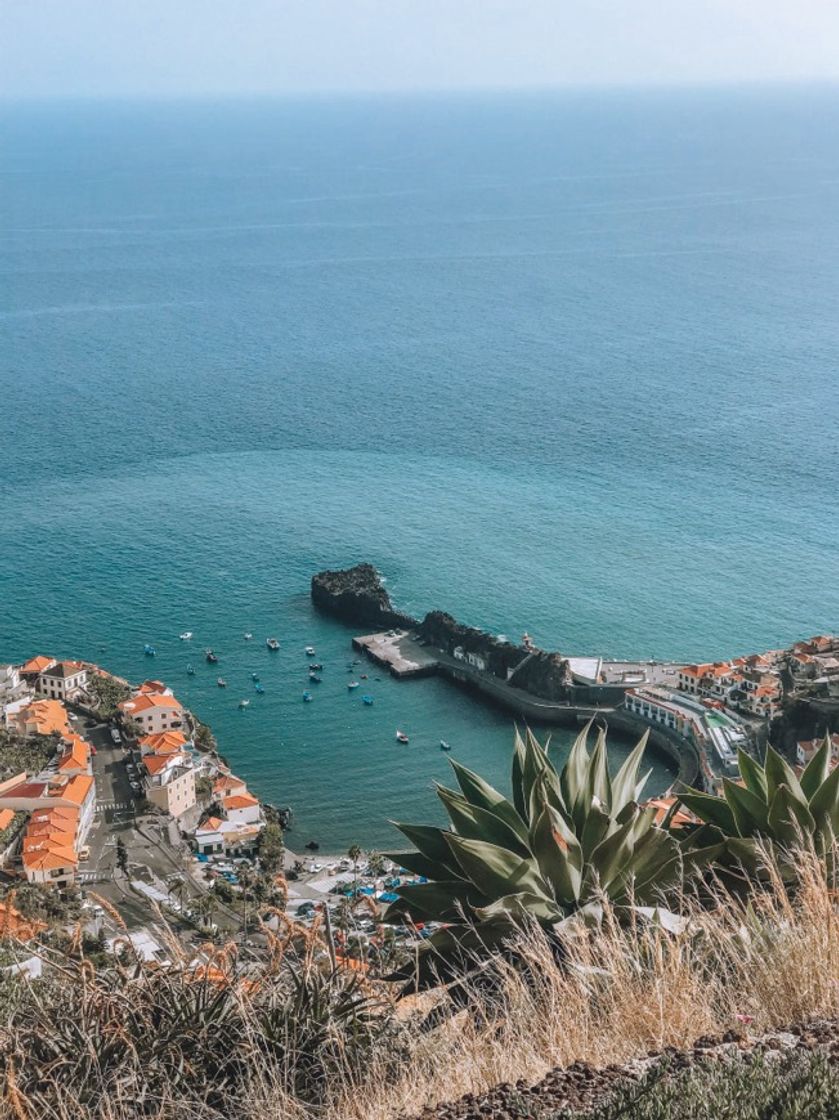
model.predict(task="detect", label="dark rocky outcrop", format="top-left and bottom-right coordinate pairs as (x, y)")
top-left (311, 564), bottom-right (417, 631)
top-left (417, 610), bottom-right (574, 702)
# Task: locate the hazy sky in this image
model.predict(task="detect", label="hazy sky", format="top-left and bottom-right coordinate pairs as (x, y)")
top-left (4, 0), bottom-right (839, 100)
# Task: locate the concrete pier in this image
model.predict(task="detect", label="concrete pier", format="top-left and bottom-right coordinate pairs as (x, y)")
top-left (352, 630), bottom-right (440, 679)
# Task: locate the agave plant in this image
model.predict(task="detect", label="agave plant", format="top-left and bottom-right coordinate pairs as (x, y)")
top-left (384, 724), bottom-right (721, 984)
top-left (677, 735), bottom-right (839, 871)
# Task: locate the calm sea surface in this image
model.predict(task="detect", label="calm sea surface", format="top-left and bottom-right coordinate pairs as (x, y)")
top-left (2, 88), bottom-right (838, 849)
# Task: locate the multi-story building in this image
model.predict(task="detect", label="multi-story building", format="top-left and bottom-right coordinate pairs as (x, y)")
top-left (36, 660), bottom-right (89, 702)
top-left (142, 752), bottom-right (196, 818)
top-left (119, 691), bottom-right (184, 735)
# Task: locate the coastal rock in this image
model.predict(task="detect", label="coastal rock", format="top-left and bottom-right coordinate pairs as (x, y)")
top-left (311, 564), bottom-right (417, 630)
top-left (418, 610), bottom-right (574, 702)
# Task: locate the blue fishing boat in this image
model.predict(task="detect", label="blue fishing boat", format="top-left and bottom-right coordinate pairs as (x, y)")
top-left (309, 673), bottom-right (322, 683)
top-left (362, 695), bottom-right (374, 705)
top-left (251, 672), bottom-right (260, 681)
top-left (255, 683), bottom-right (265, 694)
top-left (187, 665), bottom-right (195, 676)
top-left (302, 690), bottom-right (313, 703)
top-left (144, 644), bottom-right (156, 656)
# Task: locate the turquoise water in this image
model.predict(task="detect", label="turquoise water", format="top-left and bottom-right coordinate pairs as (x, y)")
top-left (2, 88), bottom-right (839, 848)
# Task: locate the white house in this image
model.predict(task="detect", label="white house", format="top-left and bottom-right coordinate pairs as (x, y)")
top-left (119, 691), bottom-right (184, 735)
top-left (221, 792), bottom-right (262, 826)
top-left (36, 661), bottom-right (89, 702)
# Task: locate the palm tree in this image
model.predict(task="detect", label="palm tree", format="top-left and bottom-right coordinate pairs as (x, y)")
top-left (347, 844), bottom-right (362, 885)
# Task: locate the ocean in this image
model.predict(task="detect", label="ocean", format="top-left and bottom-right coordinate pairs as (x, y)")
top-left (2, 87), bottom-right (838, 850)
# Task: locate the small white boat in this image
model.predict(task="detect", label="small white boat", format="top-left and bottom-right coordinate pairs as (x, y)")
top-left (305, 646), bottom-right (316, 657)
top-left (243, 632), bottom-right (253, 641)
top-left (347, 681), bottom-right (360, 690)
top-left (266, 638), bottom-right (280, 651)
top-left (217, 678), bottom-right (227, 688)
top-left (238, 699), bottom-right (250, 709)
top-left (179, 631), bottom-right (193, 641)
top-left (440, 740), bottom-right (452, 751)
top-left (396, 730), bottom-right (409, 744)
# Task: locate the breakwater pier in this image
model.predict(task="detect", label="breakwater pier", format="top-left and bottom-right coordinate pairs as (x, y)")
top-left (317, 565), bottom-right (707, 789)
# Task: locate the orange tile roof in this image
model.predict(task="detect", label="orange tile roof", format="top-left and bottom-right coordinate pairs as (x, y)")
top-left (120, 692), bottom-right (182, 715)
top-left (0, 809), bottom-right (14, 832)
top-left (57, 737), bottom-right (90, 772)
top-left (52, 774), bottom-right (94, 807)
top-left (223, 794), bottom-right (259, 811)
top-left (198, 816), bottom-right (224, 832)
top-left (139, 731), bottom-right (186, 754)
top-left (142, 753), bottom-right (179, 776)
top-left (14, 698), bottom-right (71, 737)
top-left (213, 774), bottom-right (246, 795)
top-left (22, 846), bottom-right (77, 871)
top-left (137, 680), bottom-right (168, 694)
top-left (30, 807), bottom-right (79, 825)
top-left (20, 655), bottom-right (55, 675)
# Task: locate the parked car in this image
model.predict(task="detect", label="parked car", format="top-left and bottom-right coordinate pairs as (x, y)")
top-left (110, 728), bottom-right (122, 744)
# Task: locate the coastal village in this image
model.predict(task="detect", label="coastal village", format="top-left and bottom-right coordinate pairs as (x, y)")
top-left (0, 598), bottom-right (837, 977)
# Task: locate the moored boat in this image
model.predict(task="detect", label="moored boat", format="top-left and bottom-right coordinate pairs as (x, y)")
top-left (144, 644), bottom-right (156, 656)
top-left (347, 681), bottom-right (360, 690)
top-left (305, 646), bottom-right (316, 657)
top-left (238, 698), bottom-right (250, 709)
top-left (362, 695), bottom-right (374, 705)
top-left (186, 664), bottom-right (195, 676)
top-left (179, 631), bottom-right (193, 641)
top-left (205, 649), bottom-right (218, 663)
top-left (251, 672), bottom-right (260, 681)
top-left (255, 683), bottom-right (265, 694)
top-left (309, 673), bottom-right (322, 683)
top-left (217, 678), bottom-right (227, 688)
top-left (308, 662), bottom-right (323, 671)
top-left (243, 632), bottom-right (253, 640)
top-left (302, 690), bottom-right (313, 703)
top-left (396, 729), bottom-right (409, 744)
top-left (266, 637), bottom-right (280, 651)
top-left (440, 740), bottom-right (452, 751)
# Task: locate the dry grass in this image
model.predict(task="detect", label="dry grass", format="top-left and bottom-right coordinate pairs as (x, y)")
top-left (4, 846), bottom-right (839, 1120)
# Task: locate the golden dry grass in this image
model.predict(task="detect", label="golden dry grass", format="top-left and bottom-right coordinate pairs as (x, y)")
top-left (4, 846), bottom-right (839, 1120)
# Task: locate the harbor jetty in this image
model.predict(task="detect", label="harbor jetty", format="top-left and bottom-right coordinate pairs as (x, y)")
top-left (312, 564), bottom-right (703, 787)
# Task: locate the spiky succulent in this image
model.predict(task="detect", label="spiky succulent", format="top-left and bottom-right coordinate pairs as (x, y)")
top-left (384, 724), bottom-right (721, 983)
top-left (677, 736), bottom-right (839, 870)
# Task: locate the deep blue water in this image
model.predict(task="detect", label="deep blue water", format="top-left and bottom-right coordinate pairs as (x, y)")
top-left (2, 88), bottom-right (839, 849)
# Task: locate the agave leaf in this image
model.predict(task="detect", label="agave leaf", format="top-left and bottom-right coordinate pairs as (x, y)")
top-left (383, 850), bottom-right (459, 882)
top-left (677, 791), bottom-right (739, 835)
top-left (386, 880), bottom-right (489, 922)
top-left (737, 748), bottom-right (768, 800)
top-left (511, 730), bottom-right (528, 819)
top-left (579, 798), bottom-right (614, 860)
top-left (721, 778), bottom-right (768, 837)
top-left (444, 833), bottom-right (553, 901)
top-left (560, 721), bottom-right (593, 813)
top-left (436, 784), bottom-right (531, 857)
top-left (588, 815), bottom-right (644, 894)
top-left (800, 736), bottom-right (832, 802)
top-left (807, 759), bottom-right (839, 832)
top-left (767, 784), bottom-right (815, 844)
top-left (529, 803), bottom-right (582, 906)
top-left (521, 734), bottom-right (550, 826)
top-left (475, 891), bottom-right (564, 925)
top-left (610, 731), bottom-right (652, 815)
top-left (586, 724), bottom-right (613, 808)
top-left (449, 759), bottom-right (529, 843)
top-left (725, 835), bottom-right (761, 873)
top-left (764, 747), bottom-right (808, 808)
top-left (389, 821), bottom-right (462, 874)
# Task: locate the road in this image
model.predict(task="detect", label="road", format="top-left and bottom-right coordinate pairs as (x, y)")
top-left (77, 711), bottom-right (245, 938)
